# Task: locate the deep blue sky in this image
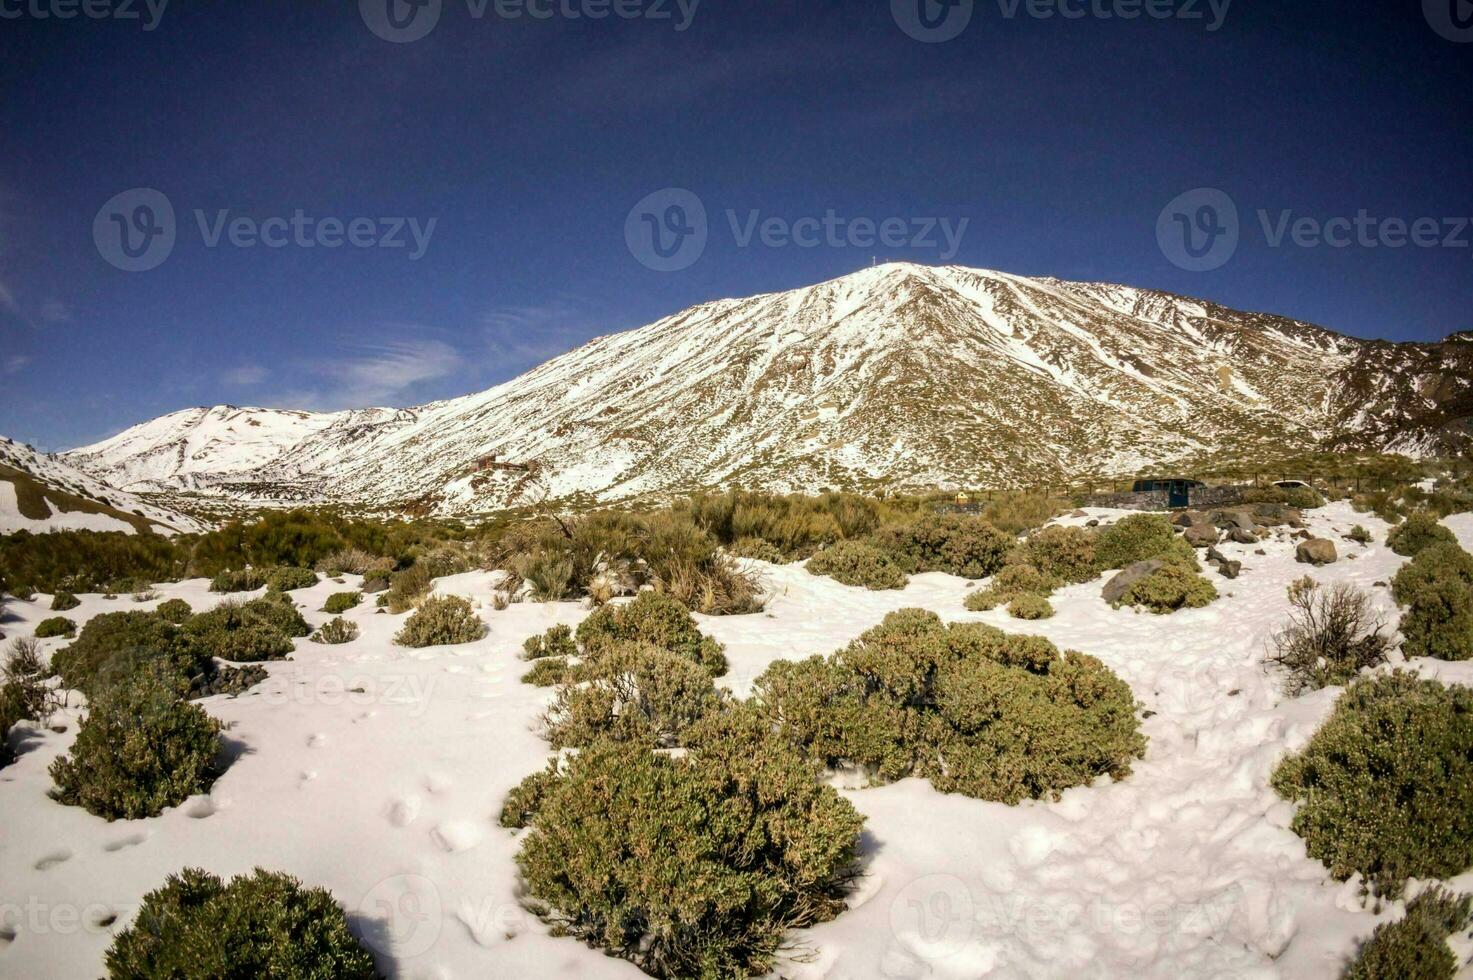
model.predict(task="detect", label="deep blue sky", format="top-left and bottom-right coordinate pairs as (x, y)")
top-left (1, 0), bottom-right (1469, 450)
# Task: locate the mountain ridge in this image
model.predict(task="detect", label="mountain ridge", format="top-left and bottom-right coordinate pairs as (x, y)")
top-left (60, 263), bottom-right (1473, 515)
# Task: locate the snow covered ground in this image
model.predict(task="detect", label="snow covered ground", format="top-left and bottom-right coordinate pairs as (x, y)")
top-left (2, 502), bottom-right (1472, 979)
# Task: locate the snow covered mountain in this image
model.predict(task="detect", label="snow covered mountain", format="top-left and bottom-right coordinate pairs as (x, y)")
top-left (62, 264), bottom-right (1473, 515)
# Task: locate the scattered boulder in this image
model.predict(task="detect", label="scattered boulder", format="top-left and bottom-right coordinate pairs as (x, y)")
top-left (1172, 512), bottom-right (1197, 528)
top-left (1295, 539), bottom-right (1338, 566)
top-left (1069, 509), bottom-right (1089, 518)
top-left (1086, 519), bottom-right (1100, 528)
top-left (1206, 546), bottom-right (1229, 566)
top-left (1102, 559), bottom-right (1166, 605)
top-left (1216, 560), bottom-right (1242, 580)
top-left (1183, 524), bottom-right (1220, 548)
top-left (1255, 548), bottom-right (1267, 556)
top-left (1229, 529), bottom-right (1257, 545)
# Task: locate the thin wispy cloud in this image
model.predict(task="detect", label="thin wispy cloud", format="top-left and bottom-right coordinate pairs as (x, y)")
top-left (222, 364), bottom-right (269, 386)
top-left (481, 299), bottom-right (607, 370)
top-left (272, 336), bottom-right (464, 411)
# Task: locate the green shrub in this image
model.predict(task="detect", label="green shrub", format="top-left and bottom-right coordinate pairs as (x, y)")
top-left (265, 566), bottom-right (318, 592)
top-left (498, 761), bottom-right (559, 829)
top-left (726, 536), bottom-right (786, 563)
top-left (514, 726), bottom-right (863, 978)
top-left (873, 513), bottom-right (1013, 578)
top-left (50, 591), bottom-right (80, 611)
top-left (50, 668), bottom-right (222, 820)
top-left (385, 563), bottom-right (432, 613)
top-left (806, 540), bottom-right (909, 590)
top-left (52, 611), bottom-right (215, 697)
top-left (154, 598), bottom-right (192, 623)
top-left (1011, 525), bottom-right (1100, 583)
top-left (1271, 672), bottom-right (1473, 897)
top-left (322, 591), bottom-right (361, 615)
top-left (1387, 511), bottom-right (1457, 558)
top-left (964, 563), bottom-right (1060, 612)
top-left (1343, 887), bottom-right (1473, 980)
top-left (310, 617), bottom-right (359, 645)
top-left (394, 595), bottom-right (486, 648)
top-left (184, 595), bottom-right (307, 663)
top-left (105, 867), bottom-right (377, 978)
top-left (963, 587), bottom-right (1006, 611)
top-left (523, 623), bottom-right (576, 660)
top-left (35, 616), bottom-right (76, 638)
top-left (209, 567), bottom-right (269, 593)
top-left (1007, 594), bottom-right (1055, 620)
top-left (1393, 544), bottom-right (1473, 662)
top-left (753, 609), bottom-right (1144, 803)
top-left (521, 658), bottom-right (572, 687)
top-left (511, 548), bottom-right (575, 601)
top-left (1269, 579), bottom-right (1391, 695)
top-left (543, 642), bottom-right (721, 749)
top-left (1347, 525), bottom-right (1373, 545)
top-left (576, 591), bottom-right (726, 676)
top-left (1, 638), bottom-right (60, 768)
top-left (1116, 565), bottom-right (1218, 614)
top-left (0, 528), bottom-right (183, 596)
top-left (977, 493), bottom-right (1064, 536)
top-left (1095, 514), bottom-right (1196, 571)
top-left (314, 546), bottom-right (380, 576)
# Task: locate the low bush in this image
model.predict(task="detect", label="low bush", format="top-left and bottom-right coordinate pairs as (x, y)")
top-left (977, 493), bottom-right (1063, 536)
top-left (265, 566), bottom-right (318, 592)
top-left (1271, 672), bottom-right (1473, 897)
top-left (322, 591), bottom-right (361, 614)
top-left (1268, 579), bottom-right (1391, 695)
top-left (1116, 564), bottom-right (1217, 614)
top-left (104, 867), bottom-right (378, 978)
top-left (50, 668), bottom-right (222, 820)
top-left (394, 594), bottom-right (486, 648)
top-left (576, 591), bottom-right (726, 676)
top-left (521, 657), bottom-right (571, 687)
top-left (1392, 543), bottom-right (1473, 662)
top-left (1094, 514), bottom-right (1198, 571)
top-left (310, 617), bottom-right (359, 645)
top-left (523, 623), bottom-right (576, 661)
top-left (753, 609), bottom-right (1144, 803)
top-left (964, 564), bottom-right (1061, 613)
top-left (384, 563), bottom-right (432, 614)
top-left (1387, 511), bottom-right (1457, 558)
top-left (1007, 594), bottom-right (1054, 620)
top-left (209, 567), bottom-right (270, 593)
top-left (184, 595), bottom-right (308, 662)
top-left (806, 540), bottom-right (909, 590)
top-left (34, 616), bottom-right (76, 638)
top-left (1343, 887), bottom-right (1473, 980)
top-left (1, 638), bottom-right (60, 768)
top-left (1347, 525), bottom-right (1373, 545)
top-left (50, 591), bottom-right (80, 611)
top-left (52, 611), bottom-right (216, 697)
top-left (314, 546), bottom-right (381, 576)
top-left (873, 513), bottom-right (1013, 578)
top-left (1010, 525), bottom-right (1100, 584)
top-left (513, 725), bottom-right (863, 978)
top-left (726, 536), bottom-right (786, 564)
top-left (543, 642), bottom-right (721, 749)
top-left (498, 761), bottom-right (559, 829)
top-left (154, 598), bottom-right (192, 623)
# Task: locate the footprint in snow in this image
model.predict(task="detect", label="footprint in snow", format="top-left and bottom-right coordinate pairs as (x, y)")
top-left (34, 850), bottom-right (72, 871)
top-left (102, 833), bottom-right (147, 853)
top-left (386, 795), bottom-right (422, 828)
top-left (307, 733), bottom-right (329, 748)
top-left (423, 773), bottom-right (453, 794)
top-left (432, 820), bottom-right (484, 853)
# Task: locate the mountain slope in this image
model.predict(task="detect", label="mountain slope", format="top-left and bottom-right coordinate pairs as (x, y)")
top-left (62, 264), bottom-right (1472, 514)
top-left (0, 438), bottom-right (204, 535)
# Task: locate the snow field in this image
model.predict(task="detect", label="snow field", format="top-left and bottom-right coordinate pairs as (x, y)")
top-left (0, 502), bottom-right (1471, 978)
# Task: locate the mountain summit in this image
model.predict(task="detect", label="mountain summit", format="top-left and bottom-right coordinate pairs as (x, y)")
top-left (64, 264), bottom-right (1473, 514)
